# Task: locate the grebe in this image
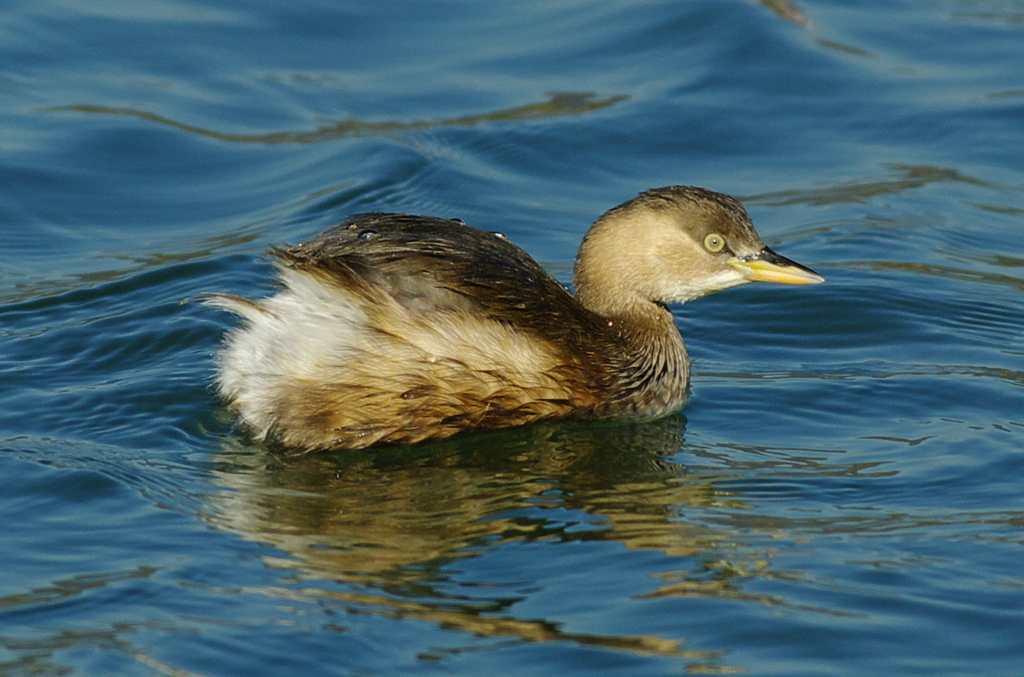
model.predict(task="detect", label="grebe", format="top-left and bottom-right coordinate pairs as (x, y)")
top-left (205, 186), bottom-right (823, 451)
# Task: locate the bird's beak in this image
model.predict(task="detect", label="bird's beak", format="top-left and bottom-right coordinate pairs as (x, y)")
top-left (729, 246), bottom-right (825, 285)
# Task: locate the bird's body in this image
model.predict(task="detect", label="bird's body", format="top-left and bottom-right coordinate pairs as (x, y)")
top-left (206, 186), bottom-right (823, 451)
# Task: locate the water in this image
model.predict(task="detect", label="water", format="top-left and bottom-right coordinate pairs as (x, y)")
top-left (2, 0), bottom-right (1023, 675)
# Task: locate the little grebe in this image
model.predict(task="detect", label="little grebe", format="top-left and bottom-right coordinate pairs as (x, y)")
top-left (206, 186), bottom-right (823, 451)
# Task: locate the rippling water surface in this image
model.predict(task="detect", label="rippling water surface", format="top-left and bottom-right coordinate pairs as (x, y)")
top-left (2, 0), bottom-right (1023, 675)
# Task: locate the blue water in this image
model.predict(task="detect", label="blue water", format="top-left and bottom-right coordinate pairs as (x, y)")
top-left (2, 0), bottom-right (1023, 675)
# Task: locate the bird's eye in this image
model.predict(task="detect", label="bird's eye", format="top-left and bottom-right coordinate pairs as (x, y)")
top-left (704, 233), bottom-right (725, 252)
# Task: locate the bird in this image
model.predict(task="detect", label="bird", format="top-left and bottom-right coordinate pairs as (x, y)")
top-left (204, 186), bottom-right (823, 451)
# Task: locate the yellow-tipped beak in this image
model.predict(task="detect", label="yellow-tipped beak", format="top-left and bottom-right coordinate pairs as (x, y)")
top-left (729, 247), bottom-right (825, 285)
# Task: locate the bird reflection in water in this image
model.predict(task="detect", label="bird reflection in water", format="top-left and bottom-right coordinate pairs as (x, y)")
top-left (206, 415), bottom-right (786, 670)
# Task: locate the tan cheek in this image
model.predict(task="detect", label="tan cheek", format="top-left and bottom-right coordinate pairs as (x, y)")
top-left (662, 234), bottom-right (705, 274)
top-left (625, 233), bottom-right (680, 296)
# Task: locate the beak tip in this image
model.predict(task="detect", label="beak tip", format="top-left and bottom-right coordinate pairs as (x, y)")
top-left (805, 272), bottom-right (826, 285)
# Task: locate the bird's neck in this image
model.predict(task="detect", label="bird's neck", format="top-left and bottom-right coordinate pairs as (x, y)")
top-left (586, 295), bottom-right (691, 418)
